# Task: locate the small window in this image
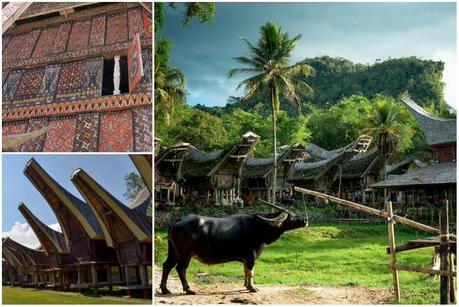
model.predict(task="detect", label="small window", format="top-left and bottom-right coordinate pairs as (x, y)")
top-left (101, 56), bottom-right (129, 96)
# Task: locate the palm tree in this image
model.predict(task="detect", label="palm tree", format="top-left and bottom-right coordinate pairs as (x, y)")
top-left (229, 21), bottom-right (314, 204)
top-left (365, 97), bottom-right (403, 208)
top-left (154, 61), bottom-right (186, 125)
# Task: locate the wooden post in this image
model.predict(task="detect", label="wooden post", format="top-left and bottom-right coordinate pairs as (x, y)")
top-left (107, 265), bottom-right (113, 293)
top-left (440, 199), bottom-right (450, 305)
top-left (449, 252), bottom-right (456, 303)
top-left (387, 201), bottom-right (401, 301)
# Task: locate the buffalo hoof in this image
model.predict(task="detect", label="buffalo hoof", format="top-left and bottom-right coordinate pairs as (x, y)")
top-left (246, 286), bottom-right (259, 293)
top-left (161, 287), bottom-right (171, 295)
top-left (186, 289), bottom-right (196, 295)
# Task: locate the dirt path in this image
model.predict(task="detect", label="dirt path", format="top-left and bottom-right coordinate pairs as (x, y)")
top-left (154, 267), bottom-right (393, 305)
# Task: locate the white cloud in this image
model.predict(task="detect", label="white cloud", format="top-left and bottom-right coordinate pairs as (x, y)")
top-left (2, 221), bottom-right (61, 249)
top-left (432, 49), bottom-right (456, 109)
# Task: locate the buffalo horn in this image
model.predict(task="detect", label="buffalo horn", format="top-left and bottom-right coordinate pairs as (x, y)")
top-left (257, 211), bottom-right (289, 227)
top-left (258, 199), bottom-right (295, 216)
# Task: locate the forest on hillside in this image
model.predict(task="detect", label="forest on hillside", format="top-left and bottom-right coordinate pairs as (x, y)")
top-left (154, 3), bottom-right (455, 164)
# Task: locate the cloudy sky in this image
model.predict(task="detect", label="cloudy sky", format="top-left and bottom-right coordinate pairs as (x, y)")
top-left (2, 155), bottom-right (139, 248)
top-left (162, 2), bottom-right (456, 108)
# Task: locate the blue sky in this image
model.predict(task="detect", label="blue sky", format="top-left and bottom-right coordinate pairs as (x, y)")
top-left (2, 155), bottom-right (139, 240)
top-left (161, 2), bottom-right (456, 108)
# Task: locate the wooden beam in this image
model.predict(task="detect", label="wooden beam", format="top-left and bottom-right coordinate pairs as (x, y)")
top-left (293, 187), bottom-right (457, 241)
top-left (2, 2), bottom-right (32, 34)
top-left (387, 201), bottom-right (401, 301)
top-left (394, 264), bottom-right (456, 277)
top-left (440, 200), bottom-right (450, 304)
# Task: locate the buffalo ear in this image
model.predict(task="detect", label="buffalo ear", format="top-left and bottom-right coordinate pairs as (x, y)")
top-left (257, 212), bottom-right (289, 227)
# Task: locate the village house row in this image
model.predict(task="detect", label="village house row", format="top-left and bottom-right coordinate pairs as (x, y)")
top-left (2, 155), bottom-right (152, 297)
top-left (155, 99), bottom-right (456, 223)
top-left (2, 2), bottom-right (152, 152)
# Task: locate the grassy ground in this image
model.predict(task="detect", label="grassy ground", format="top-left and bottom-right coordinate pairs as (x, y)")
top-left (2, 286), bottom-right (152, 304)
top-left (155, 223), bottom-right (441, 304)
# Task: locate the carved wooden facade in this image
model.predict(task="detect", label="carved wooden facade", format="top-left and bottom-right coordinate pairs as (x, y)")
top-left (2, 2), bottom-right (152, 152)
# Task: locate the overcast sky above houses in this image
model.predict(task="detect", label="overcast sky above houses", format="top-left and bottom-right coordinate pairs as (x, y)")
top-left (2, 155), bottom-right (139, 248)
top-left (162, 2), bottom-right (456, 108)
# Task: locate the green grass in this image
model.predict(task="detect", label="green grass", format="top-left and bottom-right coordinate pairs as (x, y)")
top-left (2, 286), bottom-right (152, 304)
top-left (155, 223), bottom-right (441, 304)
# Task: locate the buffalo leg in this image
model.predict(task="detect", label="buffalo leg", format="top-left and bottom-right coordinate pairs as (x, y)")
top-left (176, 256), bottom-right (195, 295)
top-left (244, 260), bottom-right (258, 292)
top-left (160, 255), bottom-right (176, 294)
top-left (243, 265), bottom-right (248, 287)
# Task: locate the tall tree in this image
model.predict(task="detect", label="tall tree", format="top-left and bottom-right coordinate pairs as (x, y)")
top-left (228, 21), bottom-right (314, 204)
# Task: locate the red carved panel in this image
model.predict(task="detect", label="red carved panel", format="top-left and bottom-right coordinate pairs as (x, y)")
top-left (434, 144), bottom-right (456, 162)
top-left (74, 113), bottom-right (99, 152)
top-left (52, 23), bottom-right (72, 54)
top-left (2, 122), bottom-right (27, 151)
top-left (20, 119), bottom-right (48, 152)
top-left (89, 15), bottom-right (106, 47)
top-left (56, 60), bottom-right (86, 98)
top-left (128, 8), bottom-right (144, 40)
top-left (106, 12), bottom-right (128, 44)
top-left (3, 30), bottom-right (41, 61)
top-left (43, 118), bottom-right (77, 152)
top-left (99, 111), bottom-right (133, 152)
top-left (66, 20), bottom-right (91, 52)
top-left (13, 68), bottom-right (45, 105)
top-left (32, 26), bottom-right (62, 58)
top-left (133, 107), bottom-right (152, 152)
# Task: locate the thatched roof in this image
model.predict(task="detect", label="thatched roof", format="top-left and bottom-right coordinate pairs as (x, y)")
top-left (370, 161), bottom-right (456, 188)
top-left (290, 140), bottom-right (361, 181)
top-left (2, 237), bottom-right (48, 266)
top-left (401, 98), bottom-right (456, 146)
top-left (341, 148), bottom-right (381, 179)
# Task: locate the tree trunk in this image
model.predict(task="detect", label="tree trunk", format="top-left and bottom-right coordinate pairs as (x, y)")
top-left (271, 86), bottom-right (277, 205)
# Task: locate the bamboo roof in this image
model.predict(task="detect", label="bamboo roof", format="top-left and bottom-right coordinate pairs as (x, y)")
top-left (71, 169), bottom-right (152, 248)
top-left (23, 158), bottom-right (104, 241)
top-left (341, 148), bottom-right (382, 179)
top-left (370, 161), bottom-right (456, 188)
top-left (18, 203), bottom-right (69, 255)
top-left (401, 98), bottom-right (456, 146)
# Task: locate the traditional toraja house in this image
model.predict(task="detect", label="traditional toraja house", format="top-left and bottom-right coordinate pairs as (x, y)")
top-left (155, 141), bottom-right (192, 206)
top-left (289, 137), bottom-right (373, 196)
top-left (18, 203), bottom-right (74, 289)
top-left (331, 148), bottom-right (385, 206)
top-left (2, 2), bottom-right (152, 152)
top-left (241, 143), bottom-right (306, 204)
top-left (71, 168), bottom-right (152, 296)
top-left (23, 159), bottom-right (122, 291)
top-left (155, 132), bottom-right (260, 206)
top-left (3, 257), bottom-right (19, 285)
top-left (2, 237), bottom-right (50, 287)
top-left (371, 98), bottom-right (456, 223)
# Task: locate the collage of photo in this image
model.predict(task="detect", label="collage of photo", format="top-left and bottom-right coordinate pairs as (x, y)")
top-left (1, 1), bottom-right (457, 306)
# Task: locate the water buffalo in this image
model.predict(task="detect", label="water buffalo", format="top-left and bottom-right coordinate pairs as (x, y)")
top-left (160, 208), bottom-right (308, 295)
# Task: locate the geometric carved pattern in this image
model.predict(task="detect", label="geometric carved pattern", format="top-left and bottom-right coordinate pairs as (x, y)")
top-left (56, 60), bottom-right (87, 100)
top-left (89, 15), bottom-right (106, 47)
top-left (20, 118), bottom-right (48, 152)
top-left (3, 93), bottom-right (152, 122)
top-left (2, 122), bottom-right (28, 151)
top-left (133, 107), bottom-right (152, 152)
top-left (32, 26), bottom-right (62, 58)
top-left (52, 23), bottom-right (72, 54)
top-left (128, 8), bottom-right (144, 40)
top-left (13, 68), bottom-right (45, 105)
top-left (2, 70), bottom-right (23, 101)
top-left (3, 30), bottom-right (41, 62)
top-left (74, 113), bottom-right (100, 152)
top-left (139, 48), bottom-right (152, 91)
top-left (66, 20), bottom-right (91, 52)
top-left (85, 58), bottom-right (103, 97)
top-left (37, 65), bottom-right (62, 103)
top-left (99, 111), bottom-right (133, 152)
top-left (42, 118), bottom-right (77, 152)
top-left (106, 12), bottom-right (128, 45)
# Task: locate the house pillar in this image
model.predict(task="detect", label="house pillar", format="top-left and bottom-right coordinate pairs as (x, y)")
top-left (113, 55), bottom-right (121, 95)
